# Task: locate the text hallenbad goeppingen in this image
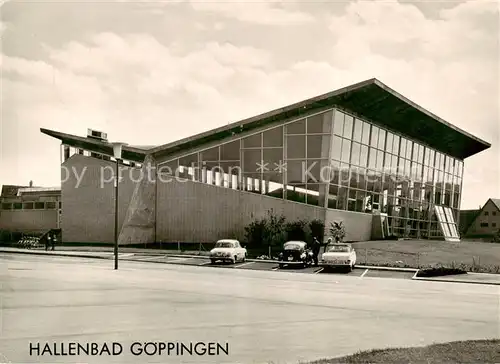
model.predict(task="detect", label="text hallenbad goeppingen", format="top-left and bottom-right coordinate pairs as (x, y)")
top-left (29, 342), bottom-right (229, 357)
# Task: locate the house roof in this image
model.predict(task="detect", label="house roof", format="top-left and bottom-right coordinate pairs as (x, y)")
top-left (41, 78), bottom-right (491, 162)
top-left (1, 185), bottom-right (29, 197)
top-left (490, 199), bottom-right (500, 211)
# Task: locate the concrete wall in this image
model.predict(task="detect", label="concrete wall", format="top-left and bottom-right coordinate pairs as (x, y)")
top-left (61, 154), bottom-right (138, 243)
top-left (466, 200), bottom-right (500, 236)
top-left (324, 208), bottom-right (372, 242)
top-left (0, 210), bottom-right (58, 233)
top-left (156, 177), bottom-right (326, 243)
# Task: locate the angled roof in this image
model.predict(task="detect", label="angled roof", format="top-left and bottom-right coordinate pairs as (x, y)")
top-left (41, 78), bottom-right (491, 161)
top-left (489, 198), bottom-right (500, 211)
top-left (40, 128), bottom-right (149, 162)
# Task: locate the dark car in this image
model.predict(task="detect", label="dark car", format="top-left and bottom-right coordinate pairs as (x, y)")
top-left (278, 241), bottom-right (314, 269)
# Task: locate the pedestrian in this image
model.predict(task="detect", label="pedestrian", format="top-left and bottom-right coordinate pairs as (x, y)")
top-left (46, 235), bottom-right (51, 251)
top-left (51, 234), bottom-right (56, 251)
top-left (311, 237), bottom-right (321, 267)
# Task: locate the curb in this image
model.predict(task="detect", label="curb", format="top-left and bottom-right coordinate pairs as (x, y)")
top-left (411, 276), bottom-right (500, 286)
top-left (0, 249), bottom-right (111, 260)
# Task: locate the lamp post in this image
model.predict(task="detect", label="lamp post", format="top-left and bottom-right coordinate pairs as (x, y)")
top-left (111, 142), bottom-right (127, 270)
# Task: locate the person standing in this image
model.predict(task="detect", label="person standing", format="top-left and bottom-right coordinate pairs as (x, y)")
top-left (46, 235), bottom-right (51, 251)
top-left (51, 234), bottom-right (56, 251)
top-left (311, 237), bottom-right (321, 267)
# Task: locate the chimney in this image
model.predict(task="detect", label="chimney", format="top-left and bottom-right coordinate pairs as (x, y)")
top-left (29, 180), bottom-right (33, 187)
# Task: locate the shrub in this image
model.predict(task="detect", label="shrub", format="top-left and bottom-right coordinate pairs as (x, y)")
top-left (493, 229), bottom-right (500, 243)
top-left (309, 219), bottom-right (325, 242)
top-left (263, 209), bottom-right (286, 250)
top-left (416, 267), bottom-right (467, 278)
top-left (244, 219), bottom-right (267, 249)
top-left (329, 221), bottom-right (346, 242)
top-left (285, 220), bottom-right (310, 241)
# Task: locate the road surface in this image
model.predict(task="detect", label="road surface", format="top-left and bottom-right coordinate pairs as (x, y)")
top-left (1, 254), bottom-right (498, 363)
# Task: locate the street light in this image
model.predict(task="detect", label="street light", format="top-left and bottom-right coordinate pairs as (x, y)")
top-left (111, 142), bottom-right (128, 270)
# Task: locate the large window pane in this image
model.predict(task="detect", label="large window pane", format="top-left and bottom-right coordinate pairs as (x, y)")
top-left (351, 142), bottom-right (361, 166)
top-left (307, 135), bottom-right (331, 159)
top-left (286, 160), bottom-right (306, 184)
top-left (286, 135), bottom-right (306, 159)
top-left (179, 153), bottom-right (198, 169)
top-left (386, 133), bottom-right (394, 153)
top-left (220, 140), bottom-right (240, 161)
top-left (343, 114), bottom-right (354, 139)
top-left (331, 136), bottom-right (342, 161)
top-left (406, 140), bottom-right (413, 160)
top-left (286, 119), bottom-right (306, 134)
top-left (200, 146), bottom-right (219, 161)
top-left (361, 121), bottom-right (370, 145)
top-left (370, 126), bottom-right (379, 148)
top-left (360, 145), bottom-right (369, 167)
top-left (305, 184), bottom-right (324, 206)
top-left (304, 160), bottom-right (326, 183)
top-left (328, 184), bottom-right (339, 209)
top-left (243, 149), bottom-right (262, 173)
top-left (399, 138), bottom-right (407, 158)
top-left (368, 148), bottom-right (376, 169)
top-left (340, 139), bottom-right (351, 163)
top-left (333, 110), bottom-right (344, 136)
top-left (307, 111), bottom-right (332, 134)
top-left (242, 133), bottom-right (261, 148)
top-left (339, 163), bottom-right (350, 187)
top-left (392, 135), bottom-right (400, 155)
top-left (353, 119), bottom-right (362, 142)
top-left (263, 126), bottom-right (283, 147)
top-left (377, 129), bottom-right (386, 150)
top-left (263, 148), bottom-right (283, 170)
top-left (263, 172), bottom-right (284, 198)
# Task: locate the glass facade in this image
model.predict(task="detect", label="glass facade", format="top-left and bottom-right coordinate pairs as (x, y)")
top-left (158, 108), bottom-right (464, 239)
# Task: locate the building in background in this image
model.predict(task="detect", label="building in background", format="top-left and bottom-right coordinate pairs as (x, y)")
top-left (0, 182), bottom-right (61, 240)
top-left (463, 199), bottom-right (500, 238)
top-left (40, 78), bottom-right (491, 245)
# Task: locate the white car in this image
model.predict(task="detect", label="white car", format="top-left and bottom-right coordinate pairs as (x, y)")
top-left (209, 239), bottom-right (247, 264)
top-left (320, 243), bottom-right (357, 272)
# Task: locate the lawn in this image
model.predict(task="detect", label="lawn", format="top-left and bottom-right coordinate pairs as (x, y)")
top-left (351, 240), bottom-right (500, 273)
top-left (305, 339), bottom-right (500, 364)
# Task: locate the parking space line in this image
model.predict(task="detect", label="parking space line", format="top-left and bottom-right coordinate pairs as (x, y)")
top-left (199, 261), bottom-right (212, 266)
top-left (167, 257), bottom-right (189, 261)
top-left (271, 267), bottom-right (279, 271)
top-left (236, 262), bottom-right (255, 268)
top-left (360, 269), bottom-right (369, 278)
top-left (119, 253), bottom-right (135, 258)
top-left (313, 268), bottom-right (323, 274)
top-left (132, 255), bottom-right (166, 261)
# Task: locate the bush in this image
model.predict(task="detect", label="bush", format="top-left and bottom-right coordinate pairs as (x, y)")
top-left (416, 267), bottom-right (467, 277)
top-left (285, 220), bottom-right (310, 241)
top-left (329, 221), bottom-right (346, 242)
top-left (493, 229), bottom-right (500, 243)
top-left (309, 219), bottom-right (325, 242)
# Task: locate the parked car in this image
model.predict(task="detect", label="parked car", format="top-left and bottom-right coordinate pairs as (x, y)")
top-left (278, 241), bottom-right (314, 269)
top-left (320, 243), bottom-right (357, 272)
top-left (209, 239), bottom-right (247, 264)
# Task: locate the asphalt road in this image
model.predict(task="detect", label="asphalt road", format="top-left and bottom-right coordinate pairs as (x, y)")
top-left (1, 254), bottom-right (498, 364)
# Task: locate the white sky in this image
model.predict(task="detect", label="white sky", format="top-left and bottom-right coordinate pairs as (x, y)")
top-left (0, 0), bottom-right (498, 209)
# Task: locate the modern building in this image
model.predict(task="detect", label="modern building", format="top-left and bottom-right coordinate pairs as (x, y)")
top-left (0, 182), bottom-right (61, 239)
top-left (40, 78), bottom-right (490, 245)
top-left (463, 198), bottom-right (500, 238)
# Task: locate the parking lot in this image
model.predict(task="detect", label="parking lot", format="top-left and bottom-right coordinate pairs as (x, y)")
top-left (124, 253), bottom-right (416, 279)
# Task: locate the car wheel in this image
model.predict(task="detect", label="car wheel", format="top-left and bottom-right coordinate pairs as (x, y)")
top-left (279, 264), bottom-right (284, 269)
top-left (210, 259), bottom-right (216, 264)
top-left (242, 254), bottom-right (246, 263)
top-left (347, 265), bottom-right (352, 273)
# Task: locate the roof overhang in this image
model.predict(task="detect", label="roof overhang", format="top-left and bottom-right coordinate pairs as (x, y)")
top-left (149, 78), bottom-right (491, 161)
top-left (40, 128), bottom-right (148, 163)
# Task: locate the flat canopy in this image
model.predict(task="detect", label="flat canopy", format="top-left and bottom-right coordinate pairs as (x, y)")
top-left (41, 78), bottom-right (491, 161)
top-left (40, 129), bottom-right (148, 163)
top-left (149, 78), bottom-right (490, 161)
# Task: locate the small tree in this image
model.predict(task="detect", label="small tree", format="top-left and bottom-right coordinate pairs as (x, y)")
top-left (329, 221), bottom-right (346, 243)
top-left (263, 209), bottom-right (286, 252)
top-left (244, 219), bottom-right (267, 249)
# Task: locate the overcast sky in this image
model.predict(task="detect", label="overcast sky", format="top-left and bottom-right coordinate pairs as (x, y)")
top-left (1, 0), bottom-right (498, 209)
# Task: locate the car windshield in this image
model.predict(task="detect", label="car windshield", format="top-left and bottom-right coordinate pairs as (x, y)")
top-left (327, 245), bottom-right (350, 252)
top-left (284, 243), bottom-right (302, 250)
top-left (215, 242), bottom-right (234, 248)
